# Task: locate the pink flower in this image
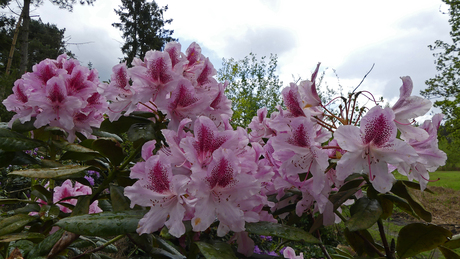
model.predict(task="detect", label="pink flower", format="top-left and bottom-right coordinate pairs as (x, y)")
top-left (190, 148), bottom-right (261, 236)
top-left (155, 79), bottom-right (211, 130)
top-left (54, 179), bottom-right (102, 214)
top-left (30, 76), bottom-right (83, 132)
top-left (335, 106), bottom-right (418, 193)
top-left (283, 247), bottom-right (304, 259)
top-left (272, 116), bottom-right (329, 196)
top-left (391, 76), bottom-right (432, 141)
top-left (124, 153), bottom-right (193, 237)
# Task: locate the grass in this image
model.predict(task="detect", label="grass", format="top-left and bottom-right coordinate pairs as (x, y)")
top-left (394, 171), bottom-right (460, 191)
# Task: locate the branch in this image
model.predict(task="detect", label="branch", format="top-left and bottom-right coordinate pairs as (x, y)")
top-left (352, 63), bottom-right (375, 93)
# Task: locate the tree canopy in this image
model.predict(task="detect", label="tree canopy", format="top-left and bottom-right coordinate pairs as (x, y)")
top-left (421, 0), bottom-right (460, 135)
top-left (112, 0), bottom-right (175, 66)
top-left (421, 0), bottom-right (460, 169)
top-left (217, 53), bottom-right (283, 128)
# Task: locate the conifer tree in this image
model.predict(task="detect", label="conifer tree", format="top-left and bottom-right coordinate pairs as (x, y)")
top-left (112, 0), bottom-right (175, 66)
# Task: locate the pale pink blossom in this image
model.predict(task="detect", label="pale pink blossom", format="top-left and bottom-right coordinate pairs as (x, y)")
top-left (54, 179), bottom-right (102, 214)
top-left (283, 246), bottom-right (304, 259)
top-left (124, 153), bottom-right (193, 237)
top-left (335, 106), bottom-right (418, 193)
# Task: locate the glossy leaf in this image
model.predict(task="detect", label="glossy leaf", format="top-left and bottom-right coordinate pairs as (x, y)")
top-left (7, 240), bottom-right (34, 258)
top-left (391, 181), bottom-right (432, 222)
top-left (0, 214), bottom-right (36, 236)
top-left (0, 150), bottom-right (39, 167)
top-left (38, 204), bottom-right (60, 221)
top-left (71, 196), bottom-right (91, 216)
top-left (127, 122), bottom-right (156, 142)
top-left (0, 198), bottom-right (38, 205)
top-left (245, 222), bottom-right (320, 243)
top-left (28, 229), bottom-right (65, 258)
top-left (55, 211), bottom-right (145, 236)
top-left (343, 228), bottom-right (380, 257)
top-left (31, 184), bottom-right (52, 203)
top-left (396, 223), bottom-right (452, 258)
top-left (338, 178), bottom-right (364, 192)
top-left (347, 198), bottom-right (382, 232)
top-left (439, 246), bottom-right (460, 259)
top-left (329, 187), bottom-right (361, 209)
top-left (11, 118), bottom-right (36, 133)
top-left (398, 180), bottom-right (434, 194)
top-left (9, 165), bottom-right (90, 179)
top-left (442, 234), bottom-right (460, 249)
top-left (195, 242), bottom-right (238, 259)
top-left (378, 195), bottom-right (394, 220)
top-left (0, 233), bottom-right (44, 243)
top-left (90, 128), bottom-right (123, 142)
top-left (110, 185), bottom-right (130, 212)
top-left (92, 139), bottom-right (125, 166)
top-left (99, 115), bottom-right (152, 136)
top-left (380, 194), bottom-right (418, 219)
top-left (0, 128), bottom-right (45, 151)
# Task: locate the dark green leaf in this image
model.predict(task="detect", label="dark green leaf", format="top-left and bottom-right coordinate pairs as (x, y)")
top-left (391, 182), bottom-right (432, 222)
top-left (398, 180), bottom-right (434, 194)
top-left (38, 204), bottom-right (60, 221)
top-left (11, 118), bottom-right (36, 133)
top-left (100, 116), bottom-right (152, 136)
top-left (380, 194), bottom-right (418, 218)
top-left (339, 179), bottom-right (364, 192)
top-left (109, 185), bottom-right (130, 212)
top-left (443, 234), bottom-right (460, 249)
top-left (330, 187), bottom-right (361, 209)
top-left (0, 150), bottom-right (39, 167)
top-left (7, 239), bottom-right (34, 258)
top-left (55, 211), bottom-right (145, 236)
top-left (347, 198), bottom-right (382, 232)
top-left (396, 223), bottom-right (452, 258)
top-left (377, 195), bottom-right (394, 220)
top-left (0, 214), bottom-right (36, 236)
top-left (91, 128), bottom-right (123, 142)
top-left (60, 151), bottom-right (103, 162)
top-left (245, 222), bottom-right (320, 243)
top-left (28, 229), bottom-right (65, 258)
top-left (92, 139), bottom-right (125, 166)
top-left (127, 122), bottom-right (156, 142)
top-left (343, 228), bottom-right (380, 257)
top-left (195, 242), bottom-right (238, 259)
top-left (0, 198), bottom-right (38, 205)
top-left (71, 196), bottom-right (91, 216)
top-left (0, 128), bottom-right (45, 151)
top-left (0, 233), bottom-right (44, 243)
top-left (31, 184), bottom-right (52, 203)
top-left (439, 246), bottom-right (460, 259)
top-left (9, 165), bottom-right (90, 179)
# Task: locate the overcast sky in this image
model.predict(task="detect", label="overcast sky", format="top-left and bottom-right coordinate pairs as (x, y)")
top-left (7, 0), bottom-right (453, 115)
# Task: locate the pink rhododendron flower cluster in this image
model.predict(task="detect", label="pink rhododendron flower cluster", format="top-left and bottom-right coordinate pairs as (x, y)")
top-left (4, 41), bottom-right (447, 257)
top-left (35, 179), bottom-right (102, 214)
top-left (2, 55), bottom-right (107, 142)
top-left (100, 41), bottom-right (232, 131)
top-left (117, 43), bottom-right (446, 255)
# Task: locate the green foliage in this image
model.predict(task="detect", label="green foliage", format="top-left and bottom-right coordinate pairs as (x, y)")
top-left (422, 1), bottom-right (460, 168)
top-left (112, 0), bottom-right (175, 66)
top-left (217, 53), bottom-right (282, 128)
top-left (0, 15), bottom-right (71, 74)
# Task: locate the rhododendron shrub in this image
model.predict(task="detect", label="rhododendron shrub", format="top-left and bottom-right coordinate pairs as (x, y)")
top-left (0, 41), bottom-right (454, 259)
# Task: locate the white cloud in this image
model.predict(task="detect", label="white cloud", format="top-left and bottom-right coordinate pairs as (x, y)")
top-left (14, 0), bottom-right (451, 105)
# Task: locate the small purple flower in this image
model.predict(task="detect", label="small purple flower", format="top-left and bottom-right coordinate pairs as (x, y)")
top-left (84, 175), bottom-right (95, 186)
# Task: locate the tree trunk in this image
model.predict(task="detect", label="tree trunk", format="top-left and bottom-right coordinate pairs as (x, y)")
top-left (19, 0), bottom-right (30, 75)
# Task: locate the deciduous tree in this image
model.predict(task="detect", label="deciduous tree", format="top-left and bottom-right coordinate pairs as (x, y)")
top-left (217, 53), bottom-right (282, 128)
